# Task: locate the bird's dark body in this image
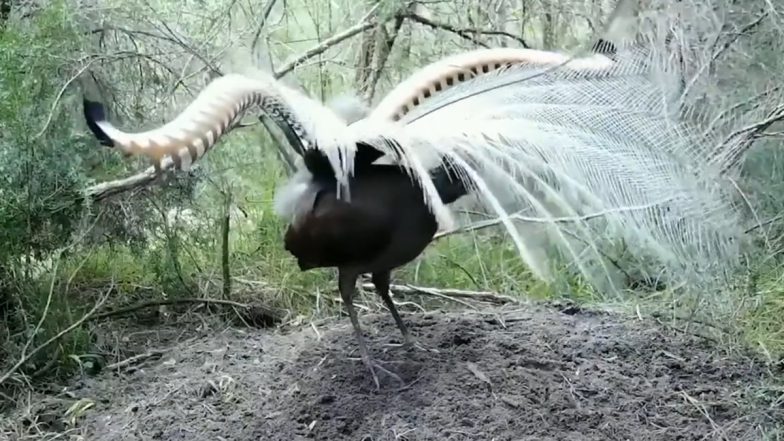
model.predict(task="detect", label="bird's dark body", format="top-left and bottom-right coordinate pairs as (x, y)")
top-left (283, 164), bottom-right (440, 275)
top-left (281, 144), bottom-right (467, 387)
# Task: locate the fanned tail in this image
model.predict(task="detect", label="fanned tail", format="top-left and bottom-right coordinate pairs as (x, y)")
top-left (346, 45), bottom-right (746, 291)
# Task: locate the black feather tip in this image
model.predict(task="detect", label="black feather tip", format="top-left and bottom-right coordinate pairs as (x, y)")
top-left (591, 38), bottom-right (617, 59)
top-left (82, 98), bottom-right (115, 147)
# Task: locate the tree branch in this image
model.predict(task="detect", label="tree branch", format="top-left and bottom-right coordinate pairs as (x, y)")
top-left (405, 13), bottom-right (529, 48)
top-left (250, 0), bottom-right (279, 56)
top-left (274, 6), bottom-right (380, 78)
top-left (363, 15), bottom-right (406, 103)
top-left (719, 102), bottom-right (784, 173)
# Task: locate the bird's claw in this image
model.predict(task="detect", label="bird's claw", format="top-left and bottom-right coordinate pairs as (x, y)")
top-left (360, 355), bottom-right (404, 390)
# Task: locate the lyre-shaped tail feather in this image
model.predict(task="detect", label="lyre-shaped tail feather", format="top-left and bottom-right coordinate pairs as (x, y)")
top-left (81, 72), bottom-right (358, 191)
top-left (367, 3), bottom-right (633, 126)
top-left (368, 47), bottom-right (615, 123)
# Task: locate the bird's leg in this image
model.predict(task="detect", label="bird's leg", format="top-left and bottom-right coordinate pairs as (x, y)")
top-left (373, 271), bottom-right (433, 353)
top-left (372, 271), bottom-right (412, 346)
top-left (338, 269), bottom-right (402, 389)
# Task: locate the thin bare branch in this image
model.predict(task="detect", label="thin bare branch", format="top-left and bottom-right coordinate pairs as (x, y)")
top-left (360, 282), bottom-right (519, 305)
top-left (274, 5), bottom-right (381, 78)
top-left (405, 13), bottom-right (529, 48)
top-left (433, 200), bottom-right (673, 240)
top-left (251, 0), bottom-right (280, 56)
top-left (679, 12), bottom-right (768, 107)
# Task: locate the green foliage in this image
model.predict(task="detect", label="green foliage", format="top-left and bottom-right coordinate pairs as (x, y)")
top-left (0, 0), bottom-right (117, 391)
top-left (0, 0), bottom-right (96, 263)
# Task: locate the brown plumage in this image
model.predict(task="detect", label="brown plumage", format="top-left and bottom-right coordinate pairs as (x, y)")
top-left (282, 143), bottom-right (468, 388)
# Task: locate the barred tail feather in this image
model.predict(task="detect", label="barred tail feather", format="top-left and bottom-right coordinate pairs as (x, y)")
top-left (368, 47), bottom-right (615, 123)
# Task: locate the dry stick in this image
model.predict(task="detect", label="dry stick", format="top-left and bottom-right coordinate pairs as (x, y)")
top-left (361, 282), bottom-right (519, 305)
top-left (274, 4), bottom-right (381, 78)
top-left (433, 200), bottom-right (672, 240)
top-left (104, 350), bottom-right (167, 371)
top-left (89, 297), bottom-right (252, 321)
top-left (0, 287), bottom-right (112, 386)
top-left (405, 13), bottom-right (529, 48)
top-left (221, 189), bottom-right (233, 300)
top-left (250, 0), bottom-right (280, 57)
top-left (33, 59), bottom-right (99, 140)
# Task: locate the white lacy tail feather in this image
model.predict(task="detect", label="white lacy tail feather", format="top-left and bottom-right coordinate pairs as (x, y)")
top-left (272, 156), bottom-right (322, 225)
top-left (346, 46), bottom-right (747, 292)
top-left (326, 94), bottom-right (370, 124)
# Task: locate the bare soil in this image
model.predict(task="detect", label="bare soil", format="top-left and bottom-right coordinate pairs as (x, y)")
top-left (8, 302), bottom-right (781, 440)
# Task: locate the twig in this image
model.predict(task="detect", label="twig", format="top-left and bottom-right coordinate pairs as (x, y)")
top-left (20, 258), bottom-right (59, 359)
top-left (274, 5), bottom-right (381, 78)
top-left (433, 200), bottom-right (673, 240)
top-left (679, 12), bottom-right (768, 108)
top-left (745, 213), bottom-right (784, 234)
top-left (33, 59), bottom-right (98, 139)
top-left (719, 103), bottom-right (784, 173)
top-left (221, 189), bottom-right (233, 300)
top-left (405, 13), bottom-right (529, 48)
top-left (680, 391), bottom-right (728, 441)
top-left (361, 282), bottom-right (519, 305)
top-left (89, 297), bottom-right (252, 321)
top-left (703, 86), bottom-right (779, 141)
top-left (83, 164), bottom-right (163, 202)
top-left (105, 350), bottom-right (166, 371)
top-left (250, 0), bottom-right (279, 56)
top-left (0, 285), bottom-right (112, 386)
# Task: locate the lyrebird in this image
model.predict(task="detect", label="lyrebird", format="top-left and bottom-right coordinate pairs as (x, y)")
top-left (81, 40), bottom-right (746, 387)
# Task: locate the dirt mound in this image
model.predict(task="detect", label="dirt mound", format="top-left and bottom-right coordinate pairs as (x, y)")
top-left (58, 303), bottom-right (776, 440)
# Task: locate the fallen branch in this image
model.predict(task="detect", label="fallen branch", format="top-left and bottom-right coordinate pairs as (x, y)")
top-left (88, 296), bottom-right (288, 326)
top-left (361, 282), bottom-right (519, 305)
top-left (105, 349), bottom-right (167, 372)
top-left (89, 297), bottom-right (251, 321)
top-left (84, 166), bottom-right (161, 202)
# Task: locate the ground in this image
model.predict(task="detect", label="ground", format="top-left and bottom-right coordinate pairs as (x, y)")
top-left (4, 301), bottom-right (782, 441)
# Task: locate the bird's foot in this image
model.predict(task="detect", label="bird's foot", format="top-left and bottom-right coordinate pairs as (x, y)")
top-left (359, 353), bottom-right (404, 390)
